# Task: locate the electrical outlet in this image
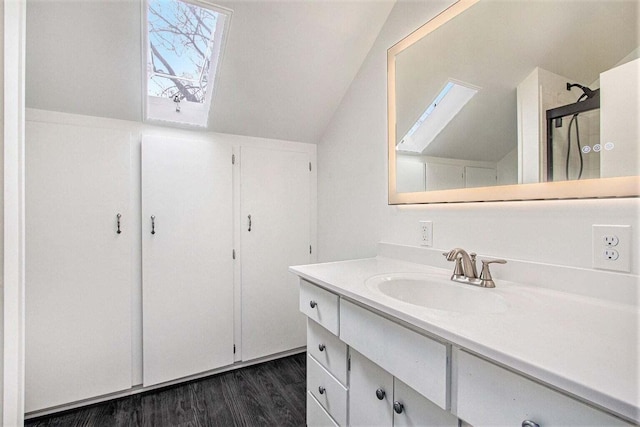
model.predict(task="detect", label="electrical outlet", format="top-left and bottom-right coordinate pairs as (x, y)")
top-left (603, 249), bottom-right (619, 260)
top-left (592, 225), bottom-right (631, 272)
top-left (419, 221), bottom-right (433, 247)
top-left (603, 235), bottom-right (619, 246)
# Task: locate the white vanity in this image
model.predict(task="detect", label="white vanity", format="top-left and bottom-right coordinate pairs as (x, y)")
top-left (291, 245), bottom-right (639, 426)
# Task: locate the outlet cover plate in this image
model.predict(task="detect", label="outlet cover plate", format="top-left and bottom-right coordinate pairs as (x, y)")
top-left (419, 220), bottom-right (433, 247)
top-left (592, 225), bottom-right (631, 272)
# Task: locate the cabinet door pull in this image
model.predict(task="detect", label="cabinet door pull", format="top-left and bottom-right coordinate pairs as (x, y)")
top-left (116, 213), bottom-right (122, 234)
top-left (248, 214), bottom-right (252, 232)
top-left (522, 421), bottom-right (540, 427)
top-left (318, 344), bottom-right (325, 352)
top-left (393, 401), bottom-right (404, 414)
top-left (318, 386), bottom-right (325, 395)
top-left (309, 300), bottom-right (317, 308)
top-left (151, 215), bottom-right (156, 235)
top-left (375, 388), bottom-right (386, 400)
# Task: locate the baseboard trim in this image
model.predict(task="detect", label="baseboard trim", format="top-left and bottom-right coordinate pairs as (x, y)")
top-left (25, 347), bottom-right (307, 420)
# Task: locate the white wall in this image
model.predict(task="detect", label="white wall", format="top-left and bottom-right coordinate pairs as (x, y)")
top-left (0, 2), bottom-right (5, 421)
top-left (317, 0), bottom-right (639, 275)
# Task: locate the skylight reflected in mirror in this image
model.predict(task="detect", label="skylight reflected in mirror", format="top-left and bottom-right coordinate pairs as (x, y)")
top-left (397, 80), bottom-right (479, 153)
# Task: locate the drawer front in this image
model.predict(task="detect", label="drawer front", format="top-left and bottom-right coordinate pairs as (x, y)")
top-left (307, 319), bottom-right (348, 385)
top-left (340, 300), bottom-right (449, 410)
top-left (307, 391), bottom-right (339, 427)
top-left (299, 280), bottom-right (339, 335)
top-left (307, 354), bottom-right (347, 426)
top-left (393, 377), bottom-right (458, 427)
top-left (456, 351), bottom-right (630, 426)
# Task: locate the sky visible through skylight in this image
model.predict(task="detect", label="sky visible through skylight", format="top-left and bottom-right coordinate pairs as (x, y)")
top-left (148, 0), bottom-right (219, 103)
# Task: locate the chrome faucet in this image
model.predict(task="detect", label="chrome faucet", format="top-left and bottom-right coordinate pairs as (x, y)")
top-left (443, 248), bottom-right (506, 288)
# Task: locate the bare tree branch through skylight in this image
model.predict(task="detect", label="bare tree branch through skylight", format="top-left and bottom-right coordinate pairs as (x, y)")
top-left (147, 0), bottom-right (219, 103)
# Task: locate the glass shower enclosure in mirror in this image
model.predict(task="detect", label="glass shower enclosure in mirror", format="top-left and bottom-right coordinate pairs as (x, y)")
top-left (388, 0), bottom-right (639, 204)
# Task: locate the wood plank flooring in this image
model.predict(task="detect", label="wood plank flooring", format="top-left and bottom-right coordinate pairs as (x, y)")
top-left (26, 352), bottom-right (306, 427)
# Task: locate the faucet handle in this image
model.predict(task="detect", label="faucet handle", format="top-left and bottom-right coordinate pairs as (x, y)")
top-left (479, 259), bottom-right (507, 288)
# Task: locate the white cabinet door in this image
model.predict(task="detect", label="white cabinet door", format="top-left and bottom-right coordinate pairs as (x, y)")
top-left (240, 146), bottom-right (310, 360)
top-left (349, 349), bottom-right (394, 427)
top-left (142, 135), bottom-right (234, 386)
top-left (25, 122), bottom-right (133, 412)
top-left (393, 378), bottom-right (458, 427)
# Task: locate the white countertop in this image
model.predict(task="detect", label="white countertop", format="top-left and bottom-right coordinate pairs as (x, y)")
top-left (290, 256), bottom-right (640, 423)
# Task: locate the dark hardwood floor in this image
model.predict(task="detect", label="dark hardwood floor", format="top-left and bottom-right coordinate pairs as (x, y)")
top-left (26, 352), bottom-right (306, 427)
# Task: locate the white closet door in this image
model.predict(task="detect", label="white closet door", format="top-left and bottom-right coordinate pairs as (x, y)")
top-left (465, 166), bottom-right (496, 188)
top-left (240, 146), bottom-right (310, 361)
top-left (142, 135), bottom-right (234, 386)
top-left (425, 162), bottom-right (464, 191)
top-left (25, 122), bottom-right (133, 412)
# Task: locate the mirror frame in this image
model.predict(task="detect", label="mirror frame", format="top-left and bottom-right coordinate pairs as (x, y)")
top-left (387, 0), bottom-right (640, 204)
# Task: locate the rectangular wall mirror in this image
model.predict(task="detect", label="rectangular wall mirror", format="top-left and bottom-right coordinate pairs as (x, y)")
top-left (388, 0), bottom-right (639, 204)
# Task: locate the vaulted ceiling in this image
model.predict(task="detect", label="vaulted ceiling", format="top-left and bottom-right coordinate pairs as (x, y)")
top-left (25, 0), bottom-right (395, 144)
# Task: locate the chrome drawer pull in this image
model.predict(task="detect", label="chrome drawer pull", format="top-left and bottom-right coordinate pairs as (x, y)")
top-left (318, 386), bottom-right (325, 395)
top-left (393, 401), bottom-right (404, 414)
top-left (375, 388), bottom-right (385, 400)
top-left (318, 344), bottom-right (325, 352)
top-left (116, 213), bottom-right (122, 234)
top-left (310, 300), bottom-right (317, 308)
top-left (522, 421), bottom-right (539, 427)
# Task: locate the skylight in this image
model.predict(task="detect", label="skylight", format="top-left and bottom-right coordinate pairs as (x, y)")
top-left (397, 80), bottom-right (479, 153)
top-left (144, 0), bottom-right (231, 127)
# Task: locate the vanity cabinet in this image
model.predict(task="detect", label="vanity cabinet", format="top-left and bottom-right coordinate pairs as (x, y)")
top-left (298, 279), bottom-right (633, 427)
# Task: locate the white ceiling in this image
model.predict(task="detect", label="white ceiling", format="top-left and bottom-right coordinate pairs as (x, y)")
top-left (25, 0), bottom-right (395, 144)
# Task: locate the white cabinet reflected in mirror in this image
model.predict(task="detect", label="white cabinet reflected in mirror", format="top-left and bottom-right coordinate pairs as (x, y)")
top-left (388, 0), bottom-right (639, 204)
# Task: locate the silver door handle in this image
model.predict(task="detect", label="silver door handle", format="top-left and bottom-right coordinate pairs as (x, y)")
top-left (151, 215), bottom-right (156, 235)
top-left (116, 213), bottom-right (122, 234)
top-left (248, 214), bottom-right (252, 232)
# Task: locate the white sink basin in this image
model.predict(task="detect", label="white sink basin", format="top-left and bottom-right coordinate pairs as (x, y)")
top-left (365, 272), bottom-right (509, 314)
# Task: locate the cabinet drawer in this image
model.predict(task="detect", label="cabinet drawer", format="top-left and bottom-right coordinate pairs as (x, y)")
top-left (307, 391), bottom-right (339, 427)
top-left (307, 319), bottom-right (348, 385)
top-left (340, 300), bottom-right (449, 410)
top-left (299, 280), bottom-right (339, 335)
top-left (340, 300), bottom-right (449, 409)
top-left (307, 354), bottom-right (347, 426)
top-left (456, 350), bottom-right (630, 426)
